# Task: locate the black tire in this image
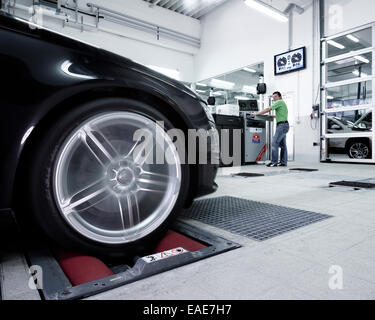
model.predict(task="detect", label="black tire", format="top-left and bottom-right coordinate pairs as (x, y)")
top-left (346, 139), bottom-right (371, 159)
top-left (19, 97), bottom-right (189, 258)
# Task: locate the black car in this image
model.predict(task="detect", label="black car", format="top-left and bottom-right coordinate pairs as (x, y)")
top-left (0, 12), bottom-right (218, 257)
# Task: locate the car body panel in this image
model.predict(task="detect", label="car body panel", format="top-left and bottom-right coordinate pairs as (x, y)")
top-left (0, 12), bottom-right (218, 208)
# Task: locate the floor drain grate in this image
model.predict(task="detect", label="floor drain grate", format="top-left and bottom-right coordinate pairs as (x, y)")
top-left (329, 181), bottom-right (375, 189)
top-left (181, 196), bottom-right (332, 241)
top-left (233, 173), bottom-right (265, 177)
top-left (289, 168), bottom-right (319, 172)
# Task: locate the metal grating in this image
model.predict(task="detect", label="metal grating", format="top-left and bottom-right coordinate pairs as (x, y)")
top-left (181, 196), bottom-right (332, 241)
top-left (233, 173), bottom-right (265, 177)
top-left (144, 0), bottom-right (230, 19)
top-left (329, 181), bottom-right (375, 189)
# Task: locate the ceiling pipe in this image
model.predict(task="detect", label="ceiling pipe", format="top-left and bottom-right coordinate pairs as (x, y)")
top-left (283, 3), bottom-right (305, 51)
top-left (284, 3), bottom-right (304, 15)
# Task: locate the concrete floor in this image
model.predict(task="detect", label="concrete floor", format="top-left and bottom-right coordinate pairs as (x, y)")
top-left (89, 162), bottom-right (375, 300)
top-left (1, 162), bottom-right (374, 300)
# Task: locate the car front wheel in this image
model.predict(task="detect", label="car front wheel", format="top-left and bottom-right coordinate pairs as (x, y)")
top-left (21, 97), bottom-right (189, 258)
top-left (347, 140), bottom-right (371, 159)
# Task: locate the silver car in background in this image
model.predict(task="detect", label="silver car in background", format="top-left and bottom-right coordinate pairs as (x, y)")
top-left (327, 111), bottom-right (372, 159)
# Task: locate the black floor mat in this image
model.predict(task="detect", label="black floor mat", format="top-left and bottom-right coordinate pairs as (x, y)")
top-left (181, 196), bottom-right (332, 241)
top-left (289, 168), bottom-right (319, 172)
top-left (329, 181), bottom-right (375, 189)
top-left (233, 173), bottom-right (265, 177)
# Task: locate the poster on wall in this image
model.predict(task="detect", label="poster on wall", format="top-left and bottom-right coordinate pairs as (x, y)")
top-left (274, 47), bottom-right (306, 75)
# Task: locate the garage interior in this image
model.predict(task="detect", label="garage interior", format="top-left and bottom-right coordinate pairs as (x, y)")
top-left (1, 0), bottom-right (375, 301)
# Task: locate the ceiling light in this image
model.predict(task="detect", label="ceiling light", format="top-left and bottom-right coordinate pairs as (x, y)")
top-left (196, 82), bottom-right (208, 87)
top-left (210, 79), bottom-right (235, 90)
top-left (244, 0), bottom-right (288, 23)
top-left (242, 85), bottom-right (257, 94)
top-left (196, 89), bottom-right (206, 93)
top-left (327, 40), bottom-right (345, 50)
top-left (327, 95), bottom-right (334, 100)
top-left (147, 65), bottom-right (180, 80)
top-left (235, 96), bottom-right (251, 100)
top-left (346, 34), bottom-right (359, 43)
top-left (243, 67), bottom-right (257, 73)
top-left (335, 57), bottom-right (355, 65)
top-left (354, 55), bottom-right (370, 64)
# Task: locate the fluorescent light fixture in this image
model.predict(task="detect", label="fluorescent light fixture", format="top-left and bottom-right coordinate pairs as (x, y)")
top-left (352, 70), bottom-right (368, 77)
top-left (327, 95), bottom-right (334, 100)
top-left (147, 65), bottom-right (180, 80)
top-left (196, 82), bottom-right (208, 87)
top-left (327, 40), bottom-right (345, 50)
top-left (354, 55), bottom-right (370, 64)
top-left (346, 34), bottom-right (359, 43)
top-left (243, 67), bottom-right (257, 73)
top-left (196, 89), bottom-right (206, 93)
top-left (335, 57), bottom-right (355, 65)
top-left (210, 79), bottom-right (235, 90)
top-left (242, 85), bottom-right (257, 94)
top-left (244, 0), bottom-right (288, 23)
top-left (235, 96), bottom-right (251, 100)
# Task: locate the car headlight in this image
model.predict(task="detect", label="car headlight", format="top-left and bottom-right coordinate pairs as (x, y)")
top-left (201, 101), bottom-right (215, 123)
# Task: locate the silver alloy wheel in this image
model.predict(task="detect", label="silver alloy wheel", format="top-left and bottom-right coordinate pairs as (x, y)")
top-left (53, 112), bottom-right (181, 244)
top-left (349, 142), bottom-right (369, 159)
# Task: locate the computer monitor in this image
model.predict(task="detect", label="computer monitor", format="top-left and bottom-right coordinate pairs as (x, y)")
top-left (239, 100), bottom-right (258, 112)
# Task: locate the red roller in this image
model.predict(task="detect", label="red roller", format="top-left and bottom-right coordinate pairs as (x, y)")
top-left (152, 230), bottom-right (207, 253)
top-left (55, 231), bottom-right (207, 287)
top-left (55, 250), bottom-right (114, 286)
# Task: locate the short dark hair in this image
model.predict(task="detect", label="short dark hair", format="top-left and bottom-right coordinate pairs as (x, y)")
top-left (273, 91), bottom-right (282, 98)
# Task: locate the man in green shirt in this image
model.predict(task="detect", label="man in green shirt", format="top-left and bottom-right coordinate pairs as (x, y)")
top-left (251, 91), bottom-right (289, 167)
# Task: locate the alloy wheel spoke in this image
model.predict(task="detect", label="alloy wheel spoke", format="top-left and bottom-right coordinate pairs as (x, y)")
top-left (137, 169), bottom-right (171, 189)
top-left (125, 136), bottom-right (144, 159)
top-left (117, 193), bottom-right (140, 229)
top-left (131, 192), bottom-right (141, 225)
top-left (136, 186), bottom-right (165, 194)
top-left (137, 177), bottom-right (169, 187)
top-left (62, 178), bottom-right (109, 215)
top-left (140, 170), bottom-right (170, 179)
top-left (81, 125), bottom-right (118, 167)
top-left (131, 139), bottom-right (154, 166)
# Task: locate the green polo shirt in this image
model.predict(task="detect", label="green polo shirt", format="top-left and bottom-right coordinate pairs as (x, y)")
top-left (270, 99), bottom-right (288, 123)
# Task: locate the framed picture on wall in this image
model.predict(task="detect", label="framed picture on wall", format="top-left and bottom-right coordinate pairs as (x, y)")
top-left (274, 47), bottom-right (306, 75)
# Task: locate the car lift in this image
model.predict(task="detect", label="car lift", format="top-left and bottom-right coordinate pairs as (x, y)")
top-left (11, 219), bottom-right (240, 300)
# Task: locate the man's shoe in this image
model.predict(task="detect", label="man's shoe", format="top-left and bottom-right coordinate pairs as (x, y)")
top-left (266, 163), bottom-right (278, 167)
top-left (277, 162), bottom-right (287, 167)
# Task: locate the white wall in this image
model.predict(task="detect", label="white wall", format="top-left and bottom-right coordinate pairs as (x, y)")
top-left (324, 0), bottom-right (375, 36)
top-left (10, 0), bottom-right (200, 82)
top-left (194, 0), bottom-right (321, 162)
top-left (194, 0), bottom-right (289, 82)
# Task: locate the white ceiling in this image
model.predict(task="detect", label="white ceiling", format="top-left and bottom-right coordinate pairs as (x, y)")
top-left (259, 0), bottom-right (313, 12)
top-left (143, 0), bottom-right (231, 19)
top-left (144, 0), bottom-right (313, 20)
